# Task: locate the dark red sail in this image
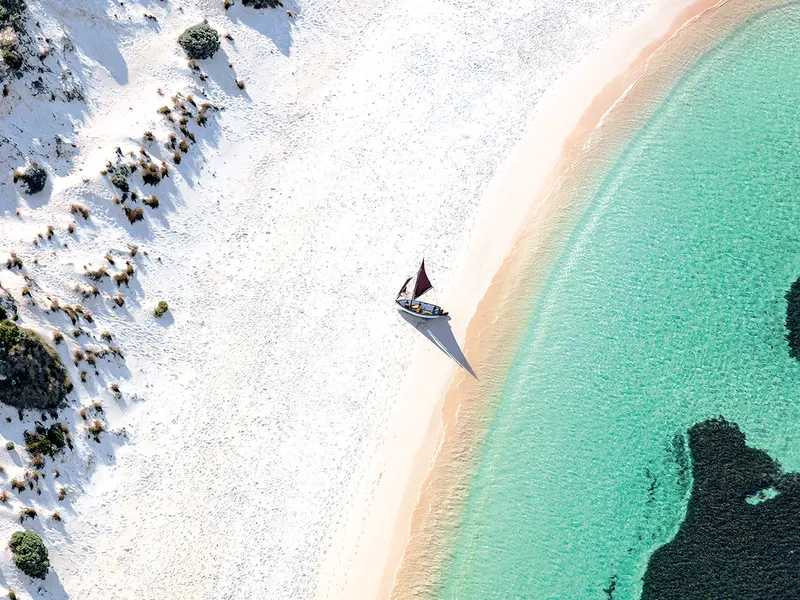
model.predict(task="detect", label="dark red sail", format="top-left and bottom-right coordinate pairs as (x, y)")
top-left (413, 260), bottom-right (433, 299)
top-left (397, 276), bottom-right (412, 298)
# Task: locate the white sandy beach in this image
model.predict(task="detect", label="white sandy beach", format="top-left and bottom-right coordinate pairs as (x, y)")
top-left (0, 0), bottom-right (713, 598)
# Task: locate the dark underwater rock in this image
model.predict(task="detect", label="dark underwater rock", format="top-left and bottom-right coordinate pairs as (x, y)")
top-left (786, 276), bottom-right (800, 361)
top-left (641, 417), bottom-right (800, 600)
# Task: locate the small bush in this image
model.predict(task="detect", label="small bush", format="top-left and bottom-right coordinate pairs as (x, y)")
top-left (6, 252), bottom-right (22, 269)
top-left (70, 204), bottom-right (90, 219)
top-left (110, 170), bottom-right (129, 192)
top-left (172, 151), bottom-right (182, 165)
top-left (12, 162), bottom-right (47, 195)
top-left (9, 530), bottom-right (49, 579)
top-left (6, 441), bottom-right (14, 451)
top-left (85, 267), bottom-right (108, 281)
top-left (141, 163), bottom-right (162, 186)
top-left (124, 207), bottom-right (145, 224)
top-left (1, 47), bottom-right (22, 70)
top-left (52, 331), bottom-right (63, 344)
top-left (18, 507), bottom-right (36, 523)
top-left (154, 301), bottom-right (169, 318)
top-left (143, 196), bottom-right (159, 209)
top-left (114, 272), bottom-right (130, 287)
top-left (178, 23), bottom-right (220, 60)
top-left (0, 321), bottom-right (70, 410)
top-left (87, 419), bottom-right (104, 441)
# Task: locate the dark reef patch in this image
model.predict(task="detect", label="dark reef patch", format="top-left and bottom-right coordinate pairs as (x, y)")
top-left (641, 417), bottom-right (800, 600)
top-left (785, 276), bottom-right (800, 361)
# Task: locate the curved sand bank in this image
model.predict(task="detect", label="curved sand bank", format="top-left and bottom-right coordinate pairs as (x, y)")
top-left (381, 0), bottom-right (794, 597)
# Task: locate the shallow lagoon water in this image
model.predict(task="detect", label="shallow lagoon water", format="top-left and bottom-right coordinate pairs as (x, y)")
top-left (437, 4), bottom-right (800, 598)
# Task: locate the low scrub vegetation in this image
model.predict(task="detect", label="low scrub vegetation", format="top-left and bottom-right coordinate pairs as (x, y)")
top-left (9, 530), bottom-right (50, 579)
top-left (178, 23), bottom-right (220, 60)
top-left (0, 320), bottom-right (70, 410)
top-left (154, 301), bottom-right (169, 318)
top-left (12, 162), bottom-right (47, 195)
top-left (24, 422), bottom-right (67, 458)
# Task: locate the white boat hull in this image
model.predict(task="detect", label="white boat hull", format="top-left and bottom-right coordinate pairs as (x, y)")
top-left (395, 299), bottom-right (448, 319)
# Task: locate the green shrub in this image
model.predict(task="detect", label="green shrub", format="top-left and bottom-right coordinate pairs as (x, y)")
top-left (23, 423), bottom-right (65, 458)
top-left (0, 0), bottom-right (26, 29)
top-left (178, 23), bottom-right (220, 60)
top-left (154, 301), bottom-right (169, 318)
top-left (9, 530), bottom-right (49, 579)
top-left (124, 207), bottom-right (144, 224)
top-left (1, 47), bottom-right (21, 70)
top-left (110, 170), bottom-right (129, 192)
top-left (12, 162), bottom-right (47, 194)
top-left (6, 441), bottom-right (13, 451)
top-left (0, 321), bottom-right (70, 410)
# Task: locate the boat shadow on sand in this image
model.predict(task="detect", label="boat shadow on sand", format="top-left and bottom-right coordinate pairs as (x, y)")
top-left (399, 312), bottom-right (476, 378)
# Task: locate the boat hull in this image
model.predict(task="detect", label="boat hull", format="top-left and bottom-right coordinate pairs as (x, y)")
top-left (395, 299), bottom-right (448, 319)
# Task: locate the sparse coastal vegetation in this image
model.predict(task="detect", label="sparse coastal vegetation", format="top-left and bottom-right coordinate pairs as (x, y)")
top-left (12, 161), bottom-right (47, 195)
top-left (154, 301), bottom-right (168, 318)
top-left (0, 320), bottom-right (70, 410)
top-left (9, 530), bottom-right (49, 579)
top-left (178, 23), bottom-right (220, 60)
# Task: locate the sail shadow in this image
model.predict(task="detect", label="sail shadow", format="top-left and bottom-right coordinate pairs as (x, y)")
top-left (399, 312), bottom-right (477, 378)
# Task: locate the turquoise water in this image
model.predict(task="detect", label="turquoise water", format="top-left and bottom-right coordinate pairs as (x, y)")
top-left (437, 5), bottom-right (800, 599)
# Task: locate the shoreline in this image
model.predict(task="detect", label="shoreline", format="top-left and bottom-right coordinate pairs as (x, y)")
top-left (382, 0), bottom-right (793, 597)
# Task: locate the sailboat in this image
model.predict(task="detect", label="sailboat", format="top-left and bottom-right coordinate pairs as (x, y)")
top-left (395, 259), bottom-right (449, 319)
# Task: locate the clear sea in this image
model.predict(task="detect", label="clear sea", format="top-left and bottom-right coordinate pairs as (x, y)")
top-left (435, 4), bottom-right (800, 598)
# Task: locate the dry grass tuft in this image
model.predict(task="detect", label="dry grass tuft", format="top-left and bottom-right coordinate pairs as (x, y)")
top-left (18, 506), bottom-right (37, 523)
top-left (124, 207), bottom-right (145, 224)
top-left (70, 204), bottom-right (90, 219)
top-left (114, 272), bottom-right (130, 287)
top-left (87, 420), bottom-right (105, 442)
top-left (6, 252), bottom-right (22, 269)
top-left (85, 267), bottom-right (109, 281)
